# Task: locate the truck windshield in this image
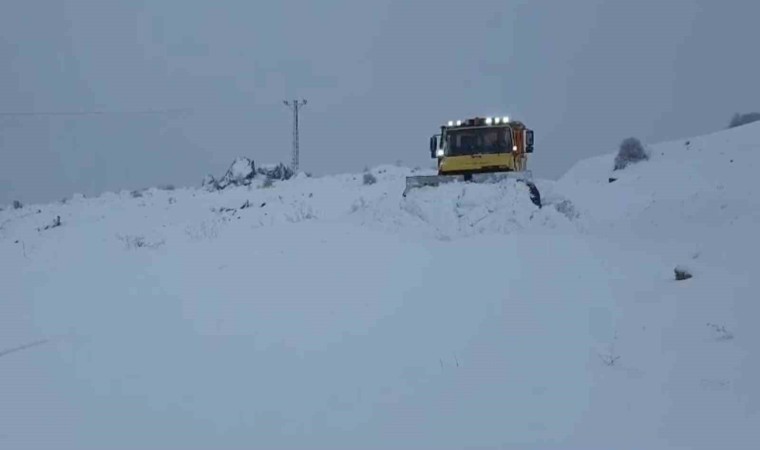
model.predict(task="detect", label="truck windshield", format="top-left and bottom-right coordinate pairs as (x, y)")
top-left (445, 127), bottom-right (512, 156)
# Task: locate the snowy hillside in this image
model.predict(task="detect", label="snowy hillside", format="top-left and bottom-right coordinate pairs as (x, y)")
top-left (2, 123), bottom-right (759, 449)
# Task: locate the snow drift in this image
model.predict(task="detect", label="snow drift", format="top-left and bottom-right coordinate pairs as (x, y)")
top-left (1, 123), bottom-right (759, 449)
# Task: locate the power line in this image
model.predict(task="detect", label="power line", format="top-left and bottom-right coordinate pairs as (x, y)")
top-left (0, 107), bottom-right (193, 117)
top-left (0, 338), bottom-right (50, 359)
top-left (283, 99), bottom-right (307, 173)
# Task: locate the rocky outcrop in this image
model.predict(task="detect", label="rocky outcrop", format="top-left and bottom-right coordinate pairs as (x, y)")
top-left (203, 158), bottom-right (294, 191)
top-left (256, 163), bottom-right (294, 181)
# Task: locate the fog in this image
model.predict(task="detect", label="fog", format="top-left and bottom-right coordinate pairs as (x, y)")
top-left (2, 0), bottom-right (759, 204)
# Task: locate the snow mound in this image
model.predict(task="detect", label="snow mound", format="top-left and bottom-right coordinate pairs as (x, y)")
top-left (202, 157), bottom-right (257, 191)
top-left (226, 156), bottom-right (256, 182)
top-left (556, 120), bottom-right (760, 270)
top-left (351, 181), bottom-right (572, 239)
top-left (2, 123), bottom-right (760, 449)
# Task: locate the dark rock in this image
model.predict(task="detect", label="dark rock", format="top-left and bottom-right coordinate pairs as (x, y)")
top-left (674, 265), bottom-right (693, 281)
top-left (256, 163), bottom-right (294, 181)
top-left (218, 157), bottom-right (256, 189)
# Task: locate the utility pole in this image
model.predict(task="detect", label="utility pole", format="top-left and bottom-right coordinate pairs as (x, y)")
top-left (283, 99), bottom-right (307, 173)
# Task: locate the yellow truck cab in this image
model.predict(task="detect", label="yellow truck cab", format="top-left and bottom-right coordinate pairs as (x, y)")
top-left (404, 115), bottom-right (540, 207)
top-left (429, 116), bottom-right (534, 178)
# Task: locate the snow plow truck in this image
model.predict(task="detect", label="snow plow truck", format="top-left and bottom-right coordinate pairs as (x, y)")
top-left (403, 116), bottom-right (541, 207)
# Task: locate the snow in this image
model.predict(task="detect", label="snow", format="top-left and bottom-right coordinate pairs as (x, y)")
top-left (2, 124), bottom-right (760, 449)
top-left (228, 157), bottom-right (255, 180)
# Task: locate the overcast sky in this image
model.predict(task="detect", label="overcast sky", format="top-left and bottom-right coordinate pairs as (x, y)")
top-left (2, 0), bottom-right (759, 205)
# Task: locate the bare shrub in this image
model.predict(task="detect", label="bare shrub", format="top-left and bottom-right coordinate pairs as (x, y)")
top-left (728, 112), bottom-right (760, 128)
top-left (350, 197), bottom-right (368, 213)
top-left (285, 202), bottom-right (316, 223)
top-left (554, 199), bottom-right (580, 220)
top-left (597, 331), bottom-right (621, 367)
top-left (363, 172), bottom-right (377, 185)
top-left (117, 234), bottom-right (165, 250)
top-left (38, 216), bottom-right (62, 231)
top-left (185, 221), bottom-right (220, 241)
top-left (707, 323), bottom-right (734, 341)
top-left (613, 137), bottom-right (649, 171)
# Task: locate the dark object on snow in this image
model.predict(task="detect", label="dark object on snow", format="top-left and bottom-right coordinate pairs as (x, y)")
top-left (240, 200), bottom-right (252, 209)
top-left (363, 172), bottom-right (377, 185)
top-left (260, 202), bottom-right (267, 208)
top-left (39, 216), bottom-right (62, 231)
top-left (256, 163), bottom-right (294, 181)
top-left (13, 200), bottom-right (23, 209)
top-left (613, 137), bottom-right (649, 171)
top-left (674, 266), bottom-right (693, 281)
top-left (608, 177), bottom-right (617, 183)
top-left (524, 181), bottom-right (542, 208)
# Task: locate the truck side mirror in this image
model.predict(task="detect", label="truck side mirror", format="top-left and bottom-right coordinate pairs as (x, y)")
top-left (429, 136), bottom-right (438, 157)
top-left (525, 130), bottom-right (534, 153)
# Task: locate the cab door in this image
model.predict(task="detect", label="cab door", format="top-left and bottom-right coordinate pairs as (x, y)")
top-left (512, 127), bottom-right (523, 153)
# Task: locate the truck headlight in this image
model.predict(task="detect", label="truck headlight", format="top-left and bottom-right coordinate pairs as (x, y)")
top-left (436, 149), bottom-right (444, 157)
top-left (485, 117), bottom-right (493, 125)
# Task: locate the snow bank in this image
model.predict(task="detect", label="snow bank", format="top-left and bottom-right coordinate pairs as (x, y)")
top-left (2, 123), bottom-right (759, 449)
top-left (556, 121), bottom-right (760, 272)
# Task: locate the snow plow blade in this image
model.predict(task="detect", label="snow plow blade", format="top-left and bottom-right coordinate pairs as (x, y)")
top-left (403, 171), bottom-right (541, 207)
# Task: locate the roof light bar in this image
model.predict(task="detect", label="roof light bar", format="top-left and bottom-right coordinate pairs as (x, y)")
top-left (445, 116), bottom-right (513, 127)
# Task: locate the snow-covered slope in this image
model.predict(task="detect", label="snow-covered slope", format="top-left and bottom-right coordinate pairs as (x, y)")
top-left (1, 124), bottom-right (758, 449)
top-left (557, 122), bottom-right (760, 256)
